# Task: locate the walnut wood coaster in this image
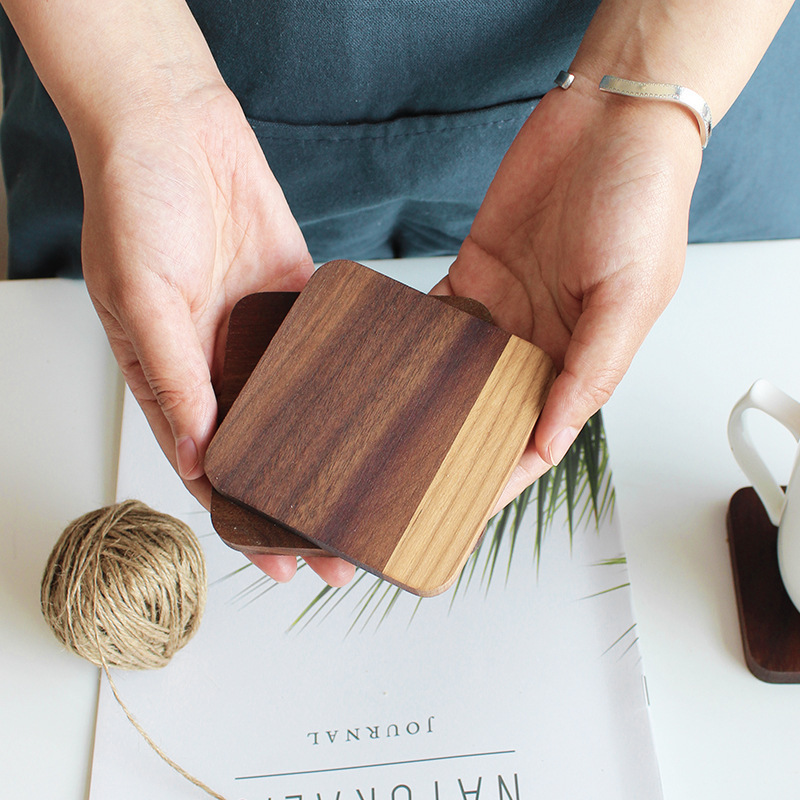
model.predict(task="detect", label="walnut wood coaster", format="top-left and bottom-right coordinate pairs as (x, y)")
top-left (727, 486), bottom-right (800, 682)
top-left (210, 290), bottom-right (496, 558)
top-left (206, 260), bottom-right (555, 596)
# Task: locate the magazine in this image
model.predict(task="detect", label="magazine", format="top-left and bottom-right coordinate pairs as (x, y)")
top-left (89, 267), bottom-right (661, 800)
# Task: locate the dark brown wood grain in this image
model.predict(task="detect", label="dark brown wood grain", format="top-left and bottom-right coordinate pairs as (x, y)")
top-left (217, 291), bottom-right (492, 422)
top-left (211, 288), bottom-right (496, 558)
top-left (210, 291), bottom-right (316, 557)
top-left (727, 486), bottom-right (800, 682)
top-left (210, 490), bottom-right (325, 557)
top-left (206, 260), bottom-right (554, 594)
top-left (216, 291), bottom-right (298, 424)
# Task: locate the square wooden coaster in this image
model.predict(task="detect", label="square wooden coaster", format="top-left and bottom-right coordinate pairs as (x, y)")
top-left (727, 486), bottom-right (800, 682)
top-left (211, 290), bottom-right (496, 558)
top-left (206, 260), bottom-right (555, 595)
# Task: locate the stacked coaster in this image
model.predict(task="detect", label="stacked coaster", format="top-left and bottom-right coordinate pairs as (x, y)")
top-left (206, 260), bottom-right (555, 596)
top-left (728, 486), bottom-right (800, 682)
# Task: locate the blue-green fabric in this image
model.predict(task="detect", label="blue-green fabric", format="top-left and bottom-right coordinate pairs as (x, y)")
top-left (1, 1), bottom-right (798, 279)
top-left (688, 10), bottom-right (800, 242)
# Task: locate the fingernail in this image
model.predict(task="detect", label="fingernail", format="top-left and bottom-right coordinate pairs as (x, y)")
top-left (546, 427), bottom-right (579, 466)
top-left (176, 436), bottom-right (199, 479)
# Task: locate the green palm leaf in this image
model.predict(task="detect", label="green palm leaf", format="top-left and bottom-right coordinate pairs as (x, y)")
top-left (227, 411), bottom-right (616, 631)
top-left (288, 411), bottom-right (614, 629)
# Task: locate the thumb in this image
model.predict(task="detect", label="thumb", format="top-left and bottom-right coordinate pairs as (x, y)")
top-left (532, 291), bottom-right (649, 467)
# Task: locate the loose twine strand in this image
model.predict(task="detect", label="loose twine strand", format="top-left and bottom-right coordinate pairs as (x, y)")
top-left (40, 499), bottom-right (227, 800)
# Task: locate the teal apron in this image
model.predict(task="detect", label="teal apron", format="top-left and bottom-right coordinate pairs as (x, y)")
top-left (1, 1), bottom-right (798, 278)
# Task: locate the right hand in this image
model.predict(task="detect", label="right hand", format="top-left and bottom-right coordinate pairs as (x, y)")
top-left (77, 79), bottom-right (356, 588)
top-left (434, 74), bottom-right (700, 510)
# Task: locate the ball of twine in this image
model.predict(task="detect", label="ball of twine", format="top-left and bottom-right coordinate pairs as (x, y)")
top-left (41, 499), bottom-right (207, 671)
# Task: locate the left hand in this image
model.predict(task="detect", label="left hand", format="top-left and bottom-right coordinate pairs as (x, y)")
top-left (79, 82), bottom-right (356, 588)
top-left (435, 74), bottom-right (703, 509)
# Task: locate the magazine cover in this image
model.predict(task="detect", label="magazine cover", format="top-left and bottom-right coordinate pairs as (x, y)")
top-left (88, 378), bottom-right (661, 799)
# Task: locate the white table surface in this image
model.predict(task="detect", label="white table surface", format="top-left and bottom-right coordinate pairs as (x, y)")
top-left (601, 239), bottom-right (800, 797)
top-left (2, 240), bottom-right (800, 798)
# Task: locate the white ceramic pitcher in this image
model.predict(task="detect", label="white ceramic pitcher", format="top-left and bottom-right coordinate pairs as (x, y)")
top-left (728, 379), bottom-right (800, 612)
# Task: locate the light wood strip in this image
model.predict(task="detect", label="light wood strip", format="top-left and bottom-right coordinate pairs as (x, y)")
top-left (383, 337), bottom-right (554, 595)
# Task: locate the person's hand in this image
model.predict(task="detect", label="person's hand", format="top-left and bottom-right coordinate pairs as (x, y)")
top-left (78, 81), bottom-right (356, 587)
top-left (436, 74), bottom-right (703, 509)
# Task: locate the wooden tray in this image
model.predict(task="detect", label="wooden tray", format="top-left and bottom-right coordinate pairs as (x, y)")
top-left (727, 486), bottom-right (800, 682)
top-left (206, 260), bottom-right (555, 595)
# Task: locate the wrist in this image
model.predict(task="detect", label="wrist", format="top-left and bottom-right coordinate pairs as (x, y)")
top-left (566, 17), bottom-right (715, 155)
top-left (598, 76), bottom-right (712, 149)
top-left (544, 71), bottom-right (703, 196)
top-left (570, 0), bottom-right (795, 126)
top-left (70, 69), bottom-right (231, 172)
top-left (570, 2), bottom-right (713, 107)
top-left (555, 70), bottom-right (704, 158)
top-left (3, 0), bottom-right (225, 156)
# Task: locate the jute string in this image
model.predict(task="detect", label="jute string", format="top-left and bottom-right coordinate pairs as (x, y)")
top-left (41, 499), bottom-right (227, 799)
